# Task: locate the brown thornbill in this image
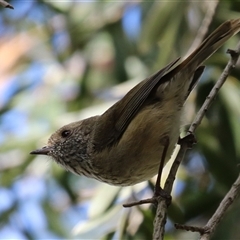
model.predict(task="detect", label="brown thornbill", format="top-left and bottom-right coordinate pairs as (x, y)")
top-left (31, 19), bottom-right (240, 188)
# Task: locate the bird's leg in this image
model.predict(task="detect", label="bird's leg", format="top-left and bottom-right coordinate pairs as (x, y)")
top-left (123, 134), bottom-right (198, 208)
top-left (153, 136), bottom-right (171, 205)
top-left (123, 136), bottom-right (171, 208)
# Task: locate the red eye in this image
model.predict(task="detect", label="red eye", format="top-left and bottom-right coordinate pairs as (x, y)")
top-left (61, 130), bottom-right (71, 138)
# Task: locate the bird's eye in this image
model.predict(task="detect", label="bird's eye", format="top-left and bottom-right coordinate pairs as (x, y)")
top-left (61, 130), bottom-right (71, 138)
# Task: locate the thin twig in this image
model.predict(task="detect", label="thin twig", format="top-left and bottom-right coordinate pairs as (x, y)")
top-left (0, 0), bottom-right (13, 9)
top-left (188, 42), bottom-right (240, 134)
top-left (175, 172), bottom-right (240, 238)
top-left (200, 173), bottom-right (240, 240)
top-left (175, 223), bottom-right (206, 234)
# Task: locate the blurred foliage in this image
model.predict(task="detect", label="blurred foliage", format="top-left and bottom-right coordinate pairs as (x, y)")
top-left (1, 1), bottom-right (240, 239)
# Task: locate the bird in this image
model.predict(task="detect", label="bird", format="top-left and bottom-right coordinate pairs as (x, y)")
top-left (31, 19), bottom-right (240, 191)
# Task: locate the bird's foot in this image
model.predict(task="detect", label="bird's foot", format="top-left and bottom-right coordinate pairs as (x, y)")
top-left (178, 133), bottom-right (197, 149)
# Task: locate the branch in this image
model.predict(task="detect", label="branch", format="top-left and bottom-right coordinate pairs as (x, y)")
top-left (152, 5), bottom-right (219, 238)
top-left (152, 39), bottom-right (240, 240)
top-left (188, 44), bottom-right (240, 134)
top-left (174, 41), bottom-right (240, 238)
top-left (200, 173), bottom-right (240, 240)
top-left (153, 145), bottom-right (188, 240)
top-left (0, 0), bottom-right (13, 9)
top-left (174, 173), bottom-right (240, 239)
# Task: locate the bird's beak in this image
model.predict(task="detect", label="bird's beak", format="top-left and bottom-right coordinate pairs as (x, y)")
top-left (30, 146), bottom-right (52, 155)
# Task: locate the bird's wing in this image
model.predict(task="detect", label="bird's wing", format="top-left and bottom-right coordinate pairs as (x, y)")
top-left (92, 57), bottom-right (181, 151)
top-left (186, 65), bottom-right (205, 99)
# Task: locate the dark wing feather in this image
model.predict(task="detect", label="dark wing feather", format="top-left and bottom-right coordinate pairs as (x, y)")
top-left (115, 58), bottom-right (181, 133)
top-left (92, 57), bottom-right (181, 151)
top-left (186, 65), bottom-right (205, 99)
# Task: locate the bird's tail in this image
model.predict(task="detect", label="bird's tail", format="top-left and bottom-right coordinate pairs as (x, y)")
top-left (178, 18), bottom-right (240, 71)
top-left (161, 18), bottom-right (240, 99)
